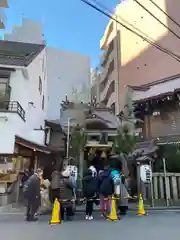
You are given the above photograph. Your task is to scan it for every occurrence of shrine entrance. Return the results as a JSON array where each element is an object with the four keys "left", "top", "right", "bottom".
[
  {"left": 84, "top": 147, "right": 112, "bottom": 172},
  {"left": 83, "top": 113, "right": 117, "bottom": 173}
]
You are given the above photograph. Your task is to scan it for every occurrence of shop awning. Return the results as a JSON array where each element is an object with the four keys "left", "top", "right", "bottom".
[{"left": 15, "top": 135, "right": 52, "bottom": 154}]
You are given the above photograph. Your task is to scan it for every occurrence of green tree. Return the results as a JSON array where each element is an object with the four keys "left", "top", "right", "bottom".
[
  {"left": 70, "top": 124, "right": 87, "bottom": 161},
  {"left": 154, "top": 144, "right": 180, "bottom": 172},
  {"left": 69, "top": 124, "right": 87, "bottom": 189},
  {"left": 112, "top": 87, "right": 139, "bottom": 175}
]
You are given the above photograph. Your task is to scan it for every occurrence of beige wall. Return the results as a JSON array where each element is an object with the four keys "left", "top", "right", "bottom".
[
  {"left": 100, "top": 0, "right": 180, "bottom": 111},
  {"left": 149, "top": 107, "right": 180, "bottom": 139}
]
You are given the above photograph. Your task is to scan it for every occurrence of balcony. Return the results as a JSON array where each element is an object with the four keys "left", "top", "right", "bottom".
[
  {"left": 0, "top": 101, "right": 26, "bottom": 121},
  {"left": 101, "top": 40, "right": 114, "bottom": 67}
]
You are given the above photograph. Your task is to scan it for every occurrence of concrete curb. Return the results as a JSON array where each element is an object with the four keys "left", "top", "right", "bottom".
[
  {"left": 75, "top": 206, "right": 180, "bottom": 212},
  {"left": 0, "top": 205, "right": 180, "bottom": 215}
]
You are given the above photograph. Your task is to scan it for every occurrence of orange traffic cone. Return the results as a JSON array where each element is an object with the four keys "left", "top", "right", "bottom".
[
  {"left": 137, "top": 193, "right": 146, "bottom": 216},
  {"left": 49, "top": 198, "right": 61, "bottom": 225},
  {"left": 107, "top": 196, "right": 118, "bottom": 221}
]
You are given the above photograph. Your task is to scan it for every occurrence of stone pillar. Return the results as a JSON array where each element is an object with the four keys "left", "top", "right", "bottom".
[
  {"left": 178, "top": 177, "right": 180, "bottom": 196},
  {"left": 165, "top": 176, "right": 170, "bottom": 201},
  {"left": 136, "top": 162, "right": 141, "bottom": 195},
  {"left": 153, "top": 176, "right": 158, "bottom": 199},
  {"left": 159, "top": 176, "right": 164, "bottom": 199},
  {"left": 79, "top": 150, "right": 84, "bottom": 189},
  {"left": 171, "top": 175, "right": 178, "bottom": 201}
]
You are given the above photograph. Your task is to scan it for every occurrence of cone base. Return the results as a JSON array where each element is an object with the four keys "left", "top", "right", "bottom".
[
  {"left": 107, "top": 218, "right": 118, "bottom": 221},
  {"left": 49, "top": 220, "right": 61, "bottom": 225},
  {"left": 106, "top": 216, "right": 120, "bottom": 221},
  {"left": 137, "top": 213, "right": 147, "bottom": 216}
]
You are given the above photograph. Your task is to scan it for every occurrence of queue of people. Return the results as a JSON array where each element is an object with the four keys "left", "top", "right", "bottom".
[
  {"left": 22, "top": 160, "right": 129, "bottom": 222},
  {"left": 22, "top": 162, "right": 76, "bottom": 222},
  {"left": 82, "top": 164, "right": 129, "bottom": 220},
  {"left": 23, "top": 168, "right": 43, "bottom": 221}
]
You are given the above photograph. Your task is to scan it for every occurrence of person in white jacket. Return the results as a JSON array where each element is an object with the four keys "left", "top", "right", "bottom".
[{"left": 89, "top": 165, "right": 97, "bottom": 178}]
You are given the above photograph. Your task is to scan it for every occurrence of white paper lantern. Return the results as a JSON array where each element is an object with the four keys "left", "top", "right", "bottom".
[{"left": 140, "top": 164, "right": 152, "bottom": 183}]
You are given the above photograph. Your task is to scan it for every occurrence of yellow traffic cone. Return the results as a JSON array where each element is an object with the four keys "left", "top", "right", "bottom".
[
  {"left": 107, "top": 196, "right": 118, "bottom": 221},
  {"left": 49, "top": 198, "right": 61, "bottom": 225},
  {"left": 137, "top": 193, "right": 146, "bottom": 216}
]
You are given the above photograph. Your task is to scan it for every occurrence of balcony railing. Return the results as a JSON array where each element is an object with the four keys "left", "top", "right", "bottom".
[{"left": 0, "top": 101, "right": 26, "bottom": 121}]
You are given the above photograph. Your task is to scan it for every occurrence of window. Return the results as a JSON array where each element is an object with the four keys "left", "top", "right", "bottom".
[
  {"left": 102, "top": 40, "right": 114, "bottom": 66},
  {"left": 108, "top": 136, "right": 115, "bottom": 142},
  {"left": 110, "top": 102, "right": 115, "bottom": 114},
  {"left": 88, "top": 135, "right": 100, "bottom": 141},
  {"left": 100, "top": 59, "right": 115, "bottom": 92},
  {"left": 103, "top": 80, "right": 115, "bottom": 105},
  {"left": 42, "top": 95, "right": 44, "bottom": 110},
  {"left": 0, "top": 78, "right": 8, "bottom": 99},
  {"left": 39, "top": 76, "right": 42, "bottom": 94}
]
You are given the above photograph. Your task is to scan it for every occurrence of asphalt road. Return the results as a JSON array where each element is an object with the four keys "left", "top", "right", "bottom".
[{"left": 0, "top": 211, "right": 179, "bottom": 240}]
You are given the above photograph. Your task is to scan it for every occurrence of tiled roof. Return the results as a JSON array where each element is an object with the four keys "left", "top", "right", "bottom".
[
  {"left": 0, "top": 40, "right": 45, "bottom": 66},
  {"left": 154, "top": 135, "right": 180, "bottom": 144},
  {"left": 59, "top": 105, "right": 118, "bottom": 129},
  {"left": 133, "top": 140, "right": 158, "bottom": 157},
  {"left": 130, "top": 75, "right": 180, "bottom": 102},
  {"left": 94, "top": 110, "right": 118, "bottom": 128}
]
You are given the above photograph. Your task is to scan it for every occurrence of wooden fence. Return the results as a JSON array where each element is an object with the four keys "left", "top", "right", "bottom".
[{"left": 142, "top": 172, "right": 180, "bottom": 204}]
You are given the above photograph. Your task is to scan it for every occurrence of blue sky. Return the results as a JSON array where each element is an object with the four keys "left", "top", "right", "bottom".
[{"left": 0, "top": 0, "right": 120, "bottom": 67}]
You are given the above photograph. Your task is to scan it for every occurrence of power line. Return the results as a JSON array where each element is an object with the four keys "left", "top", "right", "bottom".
[
  {"left": 148, "top": 0, "right": 180, "bottom": 29},
  {"left": 91, "top": 0, "right": 180, "bottom": 60},
  {"left": 133, "top": 0, "right": 180, "bottom": 41},
  {"left": 79, "top": 0, "right": 180, "bottom": 63}
]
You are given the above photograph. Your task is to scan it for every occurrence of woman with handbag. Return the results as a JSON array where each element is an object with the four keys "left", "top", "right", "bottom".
[
  {"left": 59, "top": 168, "right": 75, "bottom": 221},
  {"left": 51, "top": 167, "right": 61, "bottom": 203},
  {"left": 118, "top": 173, "right": 129, "bottom": 215}
]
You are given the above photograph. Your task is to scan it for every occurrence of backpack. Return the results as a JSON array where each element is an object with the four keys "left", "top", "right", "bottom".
[
  {"left": 100, "top": 175, "right": 114, "bottom": 197},
  {"left": 23, "top": 181, "right": 29, "bottom": 198},
  {"left": 64, "top": 177, "right": 75, "bottom": 189}
]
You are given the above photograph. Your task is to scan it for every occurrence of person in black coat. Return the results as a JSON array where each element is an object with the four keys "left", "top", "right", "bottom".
[
  {"left": 82, "top": 169, "right": 98, "bottom": 220},
  {"left": 23, "top": 168, "right": 43, "bottom": 221},
  {"left": 98, "top": 166, "right": 114, "bottom": 217}
]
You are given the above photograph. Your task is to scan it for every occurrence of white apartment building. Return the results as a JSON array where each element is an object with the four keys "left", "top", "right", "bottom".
[
  {"left": 0, "top": 40, "right": 48, "bottom": 154},
  {"left": 4, "top": 18, "right": 45, "bottom": 44},
  {"left": 46, "top": 47, "right": 91, "bottom": 120},
  {"left": 4, "top": 19, "right": 91, "bottom": 120}
]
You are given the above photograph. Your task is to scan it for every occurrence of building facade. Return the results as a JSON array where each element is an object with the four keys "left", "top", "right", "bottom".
[
  {"left": 100, "top": 0, "right": 180, "bottom": 113},
  {"left": 4, "top": 18, "right": 45, "bottom": 44},
  {"left": 0, "top": 0, "right": 8, "bottom": 29},
  {"left": 129, "top": 74, "right": 180, "bottom": 143},
  {"left": 0, "top": 40, "right": 48, "bottom": 154},
  {"left": 4, "top": 19, "right": 91, "bottom": 120},
  {"left": 91, "top": 67, "right": 101, "bottom": 103},
  {"left": 46, "top": 47, "right": 91, "bottom": 120}
]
